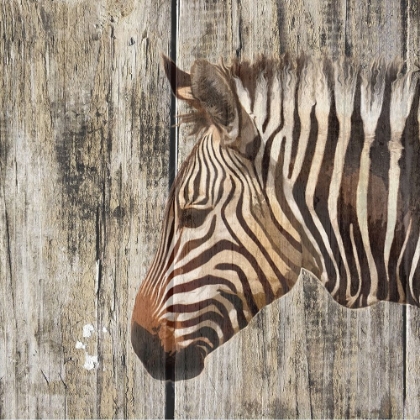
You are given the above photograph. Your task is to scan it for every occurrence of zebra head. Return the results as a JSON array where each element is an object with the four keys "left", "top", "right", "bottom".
[{"left": 131, "top": 56, "right": 304, "bottom": 380}]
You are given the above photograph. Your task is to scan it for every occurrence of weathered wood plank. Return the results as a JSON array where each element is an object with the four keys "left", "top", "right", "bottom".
[
  {"left": 233, "top": 1, "right": 281, "bottom": 60},
  {"left": 407, "top": 0, "right": 420, "bottom": 66},
  {"left": 406, "top": 306, "right": 420, "bottom": 418},
  {"left": 276, "top": 0, "right": 346, "bottom": 57},
  {"left": 345, "top": 0, "right": 404, "bottom": 62},
  {"left": 0, "top": 1, "right": 171, "bottom": 418},
  {"left": 174, "top": 0, "right": 420, "bottom": 418}
]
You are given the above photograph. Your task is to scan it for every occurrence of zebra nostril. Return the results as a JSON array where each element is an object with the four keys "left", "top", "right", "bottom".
[{"left": 131, "top": 320, "right": 206, "bottom": 381}]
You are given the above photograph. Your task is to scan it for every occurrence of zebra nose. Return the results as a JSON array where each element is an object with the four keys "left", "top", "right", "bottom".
[{"left": 131, "top": 320, "right": 206, "bottom": 381}]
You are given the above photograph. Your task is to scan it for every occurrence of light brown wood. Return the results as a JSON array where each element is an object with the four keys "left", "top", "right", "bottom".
[
  {"left": 2, "top": 0, "right": 420, "bottom": 418},
  {"left": 0, "top": 1, "right": 171, "bottom": 418}
]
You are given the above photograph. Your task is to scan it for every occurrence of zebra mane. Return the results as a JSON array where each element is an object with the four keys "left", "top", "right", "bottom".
[
  {"left": 178, "top": 54, "right": 412, "bottom": 141},
  {"left": 230, "top": 54, "right": 405, "bottom": 102}
]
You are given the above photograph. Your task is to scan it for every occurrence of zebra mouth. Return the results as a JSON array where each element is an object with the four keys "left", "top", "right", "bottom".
[{"left": 131, "top": 320, "right": 205, "bottom": 381}]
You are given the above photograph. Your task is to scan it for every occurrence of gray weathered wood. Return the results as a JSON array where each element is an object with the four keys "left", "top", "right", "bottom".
[{"left": 0, "top": 1, "right": 171, "bottom": 418}]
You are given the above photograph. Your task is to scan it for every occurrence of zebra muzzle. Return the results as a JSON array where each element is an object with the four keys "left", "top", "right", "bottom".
[{"left": 131, "top": 320, "right": 206, "bottom": 381}]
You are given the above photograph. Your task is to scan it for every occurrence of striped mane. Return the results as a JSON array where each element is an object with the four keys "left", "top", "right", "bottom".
[{"left": 170, "top": 55, "right": 407, "bottom": 138}]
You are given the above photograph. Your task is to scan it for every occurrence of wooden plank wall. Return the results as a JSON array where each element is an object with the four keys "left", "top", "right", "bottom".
[
  {"left": 0, "top": 1, "right": 171, "bottom": 418},
  {"left": 0, "top": 0, "right": 419, "bottom": 418}
]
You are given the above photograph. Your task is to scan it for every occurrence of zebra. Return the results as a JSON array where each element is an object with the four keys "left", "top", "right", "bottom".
[{"left": 132, "top": 54, "right": 420, "bottom": 381}]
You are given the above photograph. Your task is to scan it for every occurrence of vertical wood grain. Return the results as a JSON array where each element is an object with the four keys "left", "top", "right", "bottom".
[
  {"left": 406, "top": 306, "right": 420, "bottom": 418},
  {"left": 276, "top": 0, "right": 346, "bottom": 57},
  {"left": 0, "top": 1, "right": 172, "bottom": 418},
  {"left": 345, "top": 0, "right": 404, "bottom": 62},
  {"left": 407, "top": 0, "right": 420, "bottom": 66}
]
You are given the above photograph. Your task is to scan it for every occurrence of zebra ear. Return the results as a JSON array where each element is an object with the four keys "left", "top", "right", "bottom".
[
  {"left": 190, "top": 60, "right": 239, "bottom": 143},
  {"left": 163, "top": 56, "right": 251, "bottom": 151},
  {"left": 162, "top": 54, "right": 197, "bottom": 103}
]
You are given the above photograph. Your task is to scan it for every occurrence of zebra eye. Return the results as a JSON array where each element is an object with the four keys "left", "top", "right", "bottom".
[{"left": 178, "top": 207, "right": 211, "bottom": 229}]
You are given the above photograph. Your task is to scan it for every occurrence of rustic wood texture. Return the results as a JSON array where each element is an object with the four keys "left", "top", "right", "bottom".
[
  {"left": 1, "top": 0, "right": 420, "bottom": 419},
  {"left": 176, "top": 0, "right": 420, "bottom": 419},
  {"left": 0, "top": 1, "right": 171, "bottom": 418}
]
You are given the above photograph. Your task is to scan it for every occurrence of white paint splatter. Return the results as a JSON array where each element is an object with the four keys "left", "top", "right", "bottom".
[
  {"left": 75, "top": 341, "right": 85, "bottom": 350},
  {"left": 83, "top": 324, "right": 95, "bottom": 338},
  {"left": 102, "top": 327, "right": 108, "bottom": 333},
  {"left": 84, "top": 354, "right": 99, "bottom": 370}
]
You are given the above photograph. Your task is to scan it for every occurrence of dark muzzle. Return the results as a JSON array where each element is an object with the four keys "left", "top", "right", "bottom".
[{"left": 131, "top": 321, "right": 206, "bottom": 381}]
